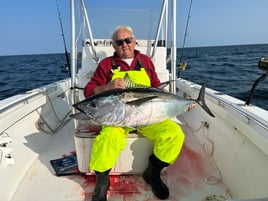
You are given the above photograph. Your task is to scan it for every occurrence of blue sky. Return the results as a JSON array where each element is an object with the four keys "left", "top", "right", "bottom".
[{"left": 1, "top": 0, "right": 268, "bottom": 56}]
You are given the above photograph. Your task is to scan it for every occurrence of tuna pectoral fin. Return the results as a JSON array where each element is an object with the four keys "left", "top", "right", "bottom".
[
  {"left": 126, "top": 96, "right": 158, "bottom": 106},
  {"left": 196, "top": 83, "right": 215, "bottom": 117}
]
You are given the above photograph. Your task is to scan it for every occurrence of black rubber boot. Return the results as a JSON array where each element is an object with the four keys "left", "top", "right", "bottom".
[
  {"left": 91, "top": 169, "right": 110, "bottom": 201},
  {"left": 143, "top": 154, "right": 170, "bottom": 199}
]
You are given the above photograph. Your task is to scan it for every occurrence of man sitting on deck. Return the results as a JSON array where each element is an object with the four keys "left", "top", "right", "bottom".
[{"left": 84, "top": 25, "right": 185, "bottom": 201}]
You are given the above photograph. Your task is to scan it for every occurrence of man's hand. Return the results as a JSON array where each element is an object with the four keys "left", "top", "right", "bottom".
[
  {"left": 108, "top": 78, "right": 126, "bottom": 90},
  {"left": 94, "top": 78, "right": 126, "bottom": 95}
]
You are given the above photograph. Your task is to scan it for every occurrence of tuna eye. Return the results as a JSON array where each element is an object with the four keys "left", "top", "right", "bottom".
[{"left": 91, "top": 101, "right": 97, "bottom": 108}]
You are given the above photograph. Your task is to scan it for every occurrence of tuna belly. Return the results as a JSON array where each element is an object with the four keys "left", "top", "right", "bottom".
[
  {"left": 93, "top": 101, "right": 125, "bottom": 126},
  {"left": 122, "top": 101, "right": 179, "bottom": 127}
]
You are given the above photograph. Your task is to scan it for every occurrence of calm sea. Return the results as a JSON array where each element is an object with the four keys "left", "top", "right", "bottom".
[{"left": 1, "top": 44, "right": 268, "bottom": 110}]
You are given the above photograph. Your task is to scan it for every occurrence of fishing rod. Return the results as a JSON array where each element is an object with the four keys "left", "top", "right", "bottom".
[
  {"left": 56, "top": 0, "right": 71, "bottom": 77},
  {"left": 178, "top": 0, "right": 193, "bottom": 78}
]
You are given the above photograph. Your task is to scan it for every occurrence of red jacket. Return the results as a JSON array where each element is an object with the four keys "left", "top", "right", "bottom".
[{"left": 84, "top": 50, "right": 161, "bottom": 98}]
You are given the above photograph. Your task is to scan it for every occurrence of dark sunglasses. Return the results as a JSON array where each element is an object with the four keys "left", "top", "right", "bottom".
[{"left": 115, "top": 37, "right": 133, "bottom": 46}]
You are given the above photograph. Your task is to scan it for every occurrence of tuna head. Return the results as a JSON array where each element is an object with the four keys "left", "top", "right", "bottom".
[{"left": 74, "top": 95, "right": 126, "bottom": 125}]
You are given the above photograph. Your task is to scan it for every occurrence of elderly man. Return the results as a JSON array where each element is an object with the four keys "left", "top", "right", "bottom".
[{"left": 84, "top": 25, "right": 185, "bottom": 201}]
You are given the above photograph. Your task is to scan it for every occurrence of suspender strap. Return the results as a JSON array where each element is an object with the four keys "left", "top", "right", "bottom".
[
  {"left": 110, "top": 56, "right": 120, "bottom": 70},
  {"left": 135, "top": 56, "right": 143, "bottom": 70}
]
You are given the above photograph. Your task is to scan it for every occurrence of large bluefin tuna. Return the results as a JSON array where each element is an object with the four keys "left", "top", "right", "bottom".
[{"left": 71, "top": 83, "right": 215, "bottom": 128}]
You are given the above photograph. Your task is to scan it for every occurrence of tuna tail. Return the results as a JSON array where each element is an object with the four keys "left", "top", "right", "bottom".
[{"left": 196, "top": 83, "right": 215, "bottom": 117}]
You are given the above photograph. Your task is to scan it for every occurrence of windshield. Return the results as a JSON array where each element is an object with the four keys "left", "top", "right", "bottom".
[{"left": 85, "top": 8, "right": 166, "bottom": 41}]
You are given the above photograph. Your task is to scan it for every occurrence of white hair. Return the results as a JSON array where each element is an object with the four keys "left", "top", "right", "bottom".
[{"left": 111, "top": 25, "right": 135, "bottom": 41}]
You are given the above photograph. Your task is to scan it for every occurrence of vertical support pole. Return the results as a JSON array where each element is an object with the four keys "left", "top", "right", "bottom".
[
  {"left": 70, "top": 0, "right": 77, "bottom": 127},
  {"left": 70, "top": 0, "right": 76, "bottom": 91},
  {"left": 171, "top": 0, "right": 177, "bottom": 94}
]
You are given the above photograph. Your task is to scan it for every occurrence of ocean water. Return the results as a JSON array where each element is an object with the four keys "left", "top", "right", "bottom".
[
  {"left": 175, "top": 44, "right": 268, "bottom": 110},
  {"left": 0, "top": 53, "right": 68, "bottom": 100},
  {"left": 0, "top": 44, "right": 268, "bottom": 110}
]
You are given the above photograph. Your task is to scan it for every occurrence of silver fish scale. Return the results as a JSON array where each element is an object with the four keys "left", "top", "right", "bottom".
[
  {"left": 72, "top": 83, "right": 215, "bottom": 126},
  {"left": 122, "top": 98, "right": 193, "bottom": 127},
  {"left": 81, "top": 91, "right": 194, "bottom": 127}
]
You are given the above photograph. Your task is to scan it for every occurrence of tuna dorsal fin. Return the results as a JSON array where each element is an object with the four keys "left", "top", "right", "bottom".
[
  {"left": 157, "top": 80, "right": 176, "bottom": 90},
  {"left": 126, "top": 96, "right": 158, "bottom": 106}
]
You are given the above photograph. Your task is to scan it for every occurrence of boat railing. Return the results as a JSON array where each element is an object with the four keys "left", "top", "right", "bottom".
[
  {"left": 245, "top": 57, "right": 268, "bottom": 105},
  {"left": 0, "top": 79, "right": 73, "bottom": 134}
]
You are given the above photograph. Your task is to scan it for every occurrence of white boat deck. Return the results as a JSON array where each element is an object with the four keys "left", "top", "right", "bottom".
[{"left": 10, "top": 119, "right": 230, "bottom": 201}]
